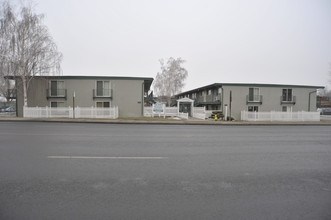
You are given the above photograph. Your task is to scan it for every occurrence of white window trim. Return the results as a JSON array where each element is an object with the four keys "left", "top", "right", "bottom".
[
  {"left": 248, "top": 87, "right": 260, "bottom": 102},
  {"left": 95, "top": 101, "right": 111, "bottom": 108},
  {"left": 49, "top": 80, "right": 66, "bottom": 97},
  {"left": 282, "top": 106, "right": 292, "bottom": 112},
  {"left": 50, "top": 101, "right": 65, "bottom": 108},
  {"left": 95, "top": 80, "right": 111, "bottom": 97},
  {"left": 248, "top": 106, "right": 259, "bottom": 112},
  {"left": 282, "top": 88, "right": 293, "bottom": 102}
]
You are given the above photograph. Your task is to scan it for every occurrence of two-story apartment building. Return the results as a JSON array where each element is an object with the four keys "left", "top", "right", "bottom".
[
  {"left": 14, "top": 76, "right": 153, "bottom": 117},
  {"left": 176, "top": 83, "right": 324, "bottom": 120}
]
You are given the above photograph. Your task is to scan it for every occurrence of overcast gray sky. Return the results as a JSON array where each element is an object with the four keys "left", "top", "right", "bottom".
[{"left": 24, "top": 0, "right": 331, "bottom": 90}]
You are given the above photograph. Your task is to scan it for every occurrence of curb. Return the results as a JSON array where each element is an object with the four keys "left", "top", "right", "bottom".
[{"left": 1, "top": 117, "right": 331, "bottom": 126}]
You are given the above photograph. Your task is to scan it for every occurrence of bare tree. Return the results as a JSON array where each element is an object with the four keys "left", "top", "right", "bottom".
[
  {"left": 0, "top": 76, "right": 14, "bottom": 101},
  {"left": 323, "top": 62, "right": 331, "bottom": 98},
  {"left": 153, "top": 57, "right": 188, "bottom": 106},
  {"left": 0, "top": 1, "right": 62, "bottom": 106}
]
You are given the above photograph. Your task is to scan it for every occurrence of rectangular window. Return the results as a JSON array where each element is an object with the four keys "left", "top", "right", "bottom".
[
  {"left": 51, "top": 102, "right": 65, "bottom": 108},
  {"left": 96, "top": 81, "right": 110, "bottom": 97},
  {"left": 50, "top": 81, "right": 65, "bottom": 96},
  {"left": 208, "top": 90, "right": 212, "bottom": 95},
  {"left": 96, "top": 102, "right": 110, "bottom": 108},
  {"left": 282, "top": 89, "right": 292, "bottom": 101},
  {"left": 248, "top": 88, "right": 260, "bottom": 102},
  {"left": 282, "top": 106, "right": 292, "bottom": 112},
  {"left": 248, "top": 106, "right": 259, "bottom": 112}
]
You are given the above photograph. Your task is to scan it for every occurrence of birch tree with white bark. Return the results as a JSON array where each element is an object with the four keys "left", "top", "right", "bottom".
[
  {"left": 153, "top": 57, "right": 188, "bottom": 106},
  {"left": 0, "top": 1, "right": 62, "bottom": 106}
]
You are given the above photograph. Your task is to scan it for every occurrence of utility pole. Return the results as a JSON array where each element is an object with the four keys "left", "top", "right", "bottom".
[
  {"left": 73, "top": 91, "right": 75, "bottom": 118},
  {"left": 229, "top": 91, "right": 232, "bottom": 120}
]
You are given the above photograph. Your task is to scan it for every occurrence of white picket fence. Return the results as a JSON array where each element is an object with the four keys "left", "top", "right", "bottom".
[
  {"left": 143, "top": 107, "right": 153, "bottom": 117},
  {"left": 178, "top": 112, "right": 189, "bottom": 120},
  {"left": 205, "top": 110, "right": 213, "bottom": 119},
  {"left": 241, "top": 111, "right": 320, "bottom": 122},
  {"left": 164, "top": 107, "right": 180, "bottom": 117},
  {"left": 75, "top": 106, "right": 119, "bottom": 119},
  {"left": 144, "top": 106, "right": 189, "bottom": 119},
  {"left": 24, "top": 107, "right": 73, "bottom": 118},
  {"left": 192, "top": 107, "right": 207, "bottom": 120},
  {"left": 24, "top": 106, "right": 119, "bottom": 119},
  {"left": 321, "top": 115, "right": 331, "bottom": 120},
  {"left": 144, "top": 106, "right": 210, "bottom": 120}
]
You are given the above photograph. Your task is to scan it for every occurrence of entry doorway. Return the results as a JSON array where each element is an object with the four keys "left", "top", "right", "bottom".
[
  {"left": 177, "top": 97, "right": 195, "bottom": 117},
  {"left": 179, "top": 103, "right": 192, "bottom": 116}
]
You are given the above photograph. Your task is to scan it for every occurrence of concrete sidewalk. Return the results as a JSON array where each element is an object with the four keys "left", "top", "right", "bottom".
[{"left": 1, "top": 116, "right": 331, "bottom": 126}]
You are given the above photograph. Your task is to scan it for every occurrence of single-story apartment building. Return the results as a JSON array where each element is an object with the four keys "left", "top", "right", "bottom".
[
  {"left": 14, "top": 75, "right": 153, "bottom": 117},
  {"left": 176, "top": 83, "right": 324, "bottom": 120}
]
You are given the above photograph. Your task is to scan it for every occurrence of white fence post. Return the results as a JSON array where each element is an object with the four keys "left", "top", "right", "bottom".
[
  {"left": 241, "top": 111, "right": 244, "bottom": 121},
  {"left": 69, "top": 106, "right": 73, "bottom": 118},
  {"left": 76, "top": 106, "right": 80, "bottom": 118},
  {"left": 241, "top": 110, "right": 245, "bottom": 121},
  {"left": 152, "top": 104, "right": 154, "bottom": 117}
]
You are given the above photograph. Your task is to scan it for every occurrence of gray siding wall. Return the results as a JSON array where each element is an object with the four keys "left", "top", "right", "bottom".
[
  {"left": 222, "top": 85, "right": 318, "bottom": 120},
  {"left": 112, "top": 79, "right": 144, "bottom": 117},
  {"left": 16, "top": 77, "right": 145, "bottom": 117},
  {"left": 17, "top": 78, "right": 49, "bottom": 117}
]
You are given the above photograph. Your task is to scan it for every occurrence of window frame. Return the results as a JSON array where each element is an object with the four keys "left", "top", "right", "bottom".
[
  {"left": 248, "top": 106, "right": 259, "bottom": 112},
  {"left": 50, "top": 101, "right": 65, "bottom": 108},
  {"left": 248, "top": 87, "right": 260, "bottom": 102},
  {"left": 95, "top": 80, "right": 111, "bottom": 97},
  {"left": 96, "top": 101, "right": 111, "bottom": 108},
  {"left": 50, "top": 80, "right": 65, "bottom": 97},
  {"left": 282, "top": 106, "right": 292, "bottom": 112},
  {"left": 282, "top": 88, "right": 293, "bottom": 102}
]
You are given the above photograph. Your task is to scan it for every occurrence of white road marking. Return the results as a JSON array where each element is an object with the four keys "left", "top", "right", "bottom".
[{"left": 47, "top": 156, "right": 166, "bottom": 159}]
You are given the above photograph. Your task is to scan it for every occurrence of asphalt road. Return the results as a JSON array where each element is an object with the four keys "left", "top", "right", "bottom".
[{"left": 0, "top": 122, "right": 330, "bottom": 220}]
